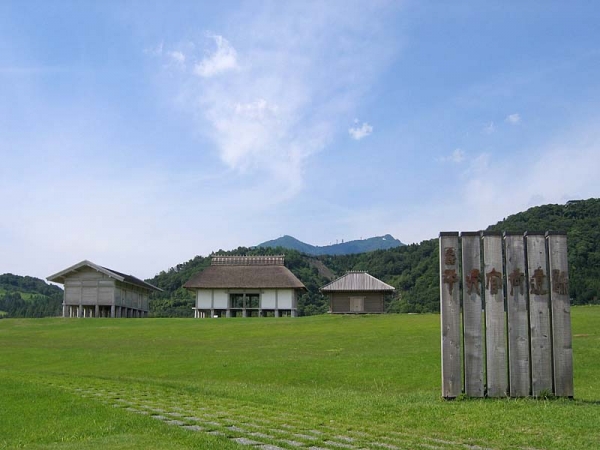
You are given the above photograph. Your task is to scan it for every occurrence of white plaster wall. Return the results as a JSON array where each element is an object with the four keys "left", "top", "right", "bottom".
[
  {"left": 197, "top": 290, "right": 212, "bottom": 309},
  {"left": 277, "top": 289, "right": 293, "bottom": 309},
  {"left": 261, "top": 290, "right": 277, "bottom": 309},
  {"left": 213, "top": 289, "right": 228, "bottom": 309}
]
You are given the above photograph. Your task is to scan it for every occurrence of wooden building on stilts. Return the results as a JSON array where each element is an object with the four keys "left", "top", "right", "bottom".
[
  {"left": 321, "top": 271, "right": 395, "bottom": 314},
  {"left": 47, "top": 260, "right": 162, "bottom": 318}
]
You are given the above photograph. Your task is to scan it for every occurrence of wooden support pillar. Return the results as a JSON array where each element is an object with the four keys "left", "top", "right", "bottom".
[
  {"left": 440, "top": 232, "right": 461, "bottom": 399},
  {"left": 95, "top": 304, "right": 100, "bottom": 318},
  {"left": 483, "top": 231, "right": 508, "bottom": 397},
  {"left": 547, "top": 232, "right": 574, "bottom": 397},
  {"left": 504, "top": 232, "right": 530, "bottom": 397},
  {"left": 526, "top": 232, "right": 553, "bottom": 396},
  {"left": 461, "top": 232, "right": 484, "bottom": 397},
  {"left": 63, "top": 304, "right": 68, "bottom": 318}
]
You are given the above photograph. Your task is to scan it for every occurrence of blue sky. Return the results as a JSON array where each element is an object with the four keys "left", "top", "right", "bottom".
[{"left": 1, "top": 1, "right": 600, "bottom": 280}]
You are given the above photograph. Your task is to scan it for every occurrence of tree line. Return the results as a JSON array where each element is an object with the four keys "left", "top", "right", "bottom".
[{"left": 2, "top": 198, "right": 599, "bottom": 317}]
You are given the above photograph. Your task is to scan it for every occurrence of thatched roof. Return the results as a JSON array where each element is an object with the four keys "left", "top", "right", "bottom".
[
  {"left": 320, "top": 271, "right": 395, "bottom": 292},
  {"left": 47, "top": 260, "right": 162, "bottom": 292},
  {"left": 183, "top": 255, "right": 305, "bottom": 289}
]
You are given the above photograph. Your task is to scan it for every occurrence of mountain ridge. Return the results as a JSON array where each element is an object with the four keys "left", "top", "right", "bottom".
[{"left": 256, "top": 234, "right": 405, "bottom": 255}]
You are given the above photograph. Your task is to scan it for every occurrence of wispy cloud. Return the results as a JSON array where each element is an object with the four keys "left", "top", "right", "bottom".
[
  {"left": 483, "top": 121, "right": 496, "bottom": 134},
  {"left": 167, "top": 50, "right": 185, "bottom": 66},
  {"left": 349, "top": 120, "right": 373, "bottom": 140},
  {"left": 193, "top": 33, "right": 239, "bottom": 78},
  {"left": 505, "top": 113, "right": 521, "bottom": 124},
  {"left": 438, "top": 148, "right": 465, "bottom": 163},
  {"left": 149, "top": 3, "right": 398, "bottom": 199}
]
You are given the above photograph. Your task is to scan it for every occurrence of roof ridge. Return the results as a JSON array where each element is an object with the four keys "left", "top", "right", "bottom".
[{"left": 211, "top": 255, "right": 286, "bottom": 266}]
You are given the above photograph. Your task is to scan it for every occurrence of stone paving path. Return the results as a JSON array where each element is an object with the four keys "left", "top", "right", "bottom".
[{"left": 47, "top": 380, "right": 520, "bottom": 450}]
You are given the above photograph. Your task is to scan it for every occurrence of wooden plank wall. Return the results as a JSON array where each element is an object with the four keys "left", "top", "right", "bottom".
[
  {"left": 547, "top": 232, "right": 574, "bottom": 398},
  {"left": 482, "top": 232, "right": 508, "bottom": 397},
  {"left": 526, "top": 232, "right": 553, "bottom": 396},
  {"left": 460, "top": 232, "right": 484, "bottom": 397},
  {"left": 504, "top": 233, "right": 530, "bottom": 397},
  {"left": 440, "top": 232, "right": 461, "bottom": 399},
  {"left": 440, "top": 230, "right": 573, "bottom": 398}
]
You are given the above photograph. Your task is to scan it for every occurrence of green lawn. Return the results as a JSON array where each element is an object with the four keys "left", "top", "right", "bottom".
[{"left": 1, "top": 308, "right": 599, "bottom": 449}]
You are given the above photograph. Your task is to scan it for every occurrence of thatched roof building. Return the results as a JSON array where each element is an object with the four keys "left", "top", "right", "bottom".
[
  {"left": 184, "top": 256, "right": 305, "bottom": 318},
  {"left": 183, "top": 256, "right": 305, "bottom": 290}
]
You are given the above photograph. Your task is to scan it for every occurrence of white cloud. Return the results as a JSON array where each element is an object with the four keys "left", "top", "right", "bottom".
[
  {"left": 483, "top": 121, "right": 496, "bottom": 134},
  {"left": 167, "top": 50, "right": 185, "bottom": 65},
  {"left": 349, "top": 122, "right": 373, "bottom": 140},
  {"left": 506, "top": 113, "right": 521, "bottom": 124},
  {"left": 151, "top": 3, "right": 398, "bottom": 200},
  {"left": 193, "top": 34, "right": 238, "bottom": 78},
  {"left": 234, "top": 99, "right": 278, "bottom": 120},
  {"left": 438, "top": 148, "right": 465, "bottom": 163}
]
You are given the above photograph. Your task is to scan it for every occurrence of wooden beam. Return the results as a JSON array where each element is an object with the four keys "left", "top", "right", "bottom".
[
  {"left": 547, "top": 232, "right": 574, "bottom": 397},
  {"left": 482, "top": 231, "right": 508, "bottom": 397},
  {"left": 440, "top": 232, "right": 461, "bottom": 399},
  {"left": 504, "top": 233, "right": 530, "bottom": 397},
  {"left": 526, "top": 232, "right": 553, "bottom": 397},
  {"left": 461, "top": 232, "right": 484, "bottom": 397}
]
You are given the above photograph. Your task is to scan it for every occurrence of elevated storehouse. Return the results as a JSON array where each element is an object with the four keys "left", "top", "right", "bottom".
[
  {"left": 184, "top": 255, "right": 305, "bottom": 318},
  {"left": 47, "top": 260, "right": 162, "bottom": 318},
  {"left": 321, "top": 271, "right": 395, "bottom": 314}
]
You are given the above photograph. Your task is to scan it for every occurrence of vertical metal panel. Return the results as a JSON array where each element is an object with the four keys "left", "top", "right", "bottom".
[
  {"left": 440, "top": 232, "right": 461, "bottom": 398},
  {"left": 526, "top": 233, "right": 553, "bottom": 396},
  {"left": 461, "top": 232, "right": 484, "bottom": 397},
  {"left": 547, "top": 232, "right": 574, "bottom": 397},
  {"left": 504, "top": 233, "right": 530, "bottom": 397},
  {"left": 482, "top": 231, "right": 508, "bottom": 397}
]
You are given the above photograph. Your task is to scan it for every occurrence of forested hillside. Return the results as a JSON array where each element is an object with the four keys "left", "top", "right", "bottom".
[
  {"left": 148, "top": 198, "right": 600, "bottom": 316},
  {"left": 3, "top": 198, "right": 599, "bottom": 318},
  {"left": 487, "top": 199, "right": 600, "bottom": 304},
  {"left": 146, "top": 247, "right": 333, "bottom": 317},
  {"left": 0, "top": 274, "right": 63, "bottom": 318}
]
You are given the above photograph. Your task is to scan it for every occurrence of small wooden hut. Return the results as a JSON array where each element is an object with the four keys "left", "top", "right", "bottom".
[
  {"left": 47, "top": 260, "right": 162, "bottom": 318},
  {"left": 184, "top": 255, "right": 305, "bottom": 318},
  {"left": 321, "top": 271, "right": 395, "bottom": 314}
]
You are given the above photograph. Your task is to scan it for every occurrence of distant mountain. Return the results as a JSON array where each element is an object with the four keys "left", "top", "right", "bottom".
[{"left": 256, "top": 234, "right": 405, "bottom": 255}]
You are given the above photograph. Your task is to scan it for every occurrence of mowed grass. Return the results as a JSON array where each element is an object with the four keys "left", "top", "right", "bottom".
[{"left": 1, "top": 308, "right": 599, "bottom": 449}]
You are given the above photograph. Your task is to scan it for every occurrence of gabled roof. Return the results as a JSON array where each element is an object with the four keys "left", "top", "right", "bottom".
[
  {"left": 320, "top": 271, "right": 395, "bottom": 292},
  {"left": 183, "top": 255, "right": 305, "bottom": 290},
  {"left": 47, "top": 260, "right": 162, "bottom": 292}
]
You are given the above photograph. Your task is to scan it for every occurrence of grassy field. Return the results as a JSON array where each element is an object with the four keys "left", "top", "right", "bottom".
[{"left": 1, "top": 307, "right": 599, "bottom": 449}]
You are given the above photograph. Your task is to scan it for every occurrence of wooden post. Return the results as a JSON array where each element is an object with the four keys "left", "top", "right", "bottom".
[
  {"left": 504, "top": 233, "right": 530, "bottom": 397},
  {"left": 461, "top": 232, "right": 484, "bottom": 397},
  {"left": 482, "top": 231, "right": 508, "bottom": 397},
  {"left": 547, "top": 232, "right": 574, "bottom": 397},
  {"left": 526, "top": 232, "right": 553, "bottom": 396},
  {"left": 440, "top": 232, "right": 461, "bottom": 399}
]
